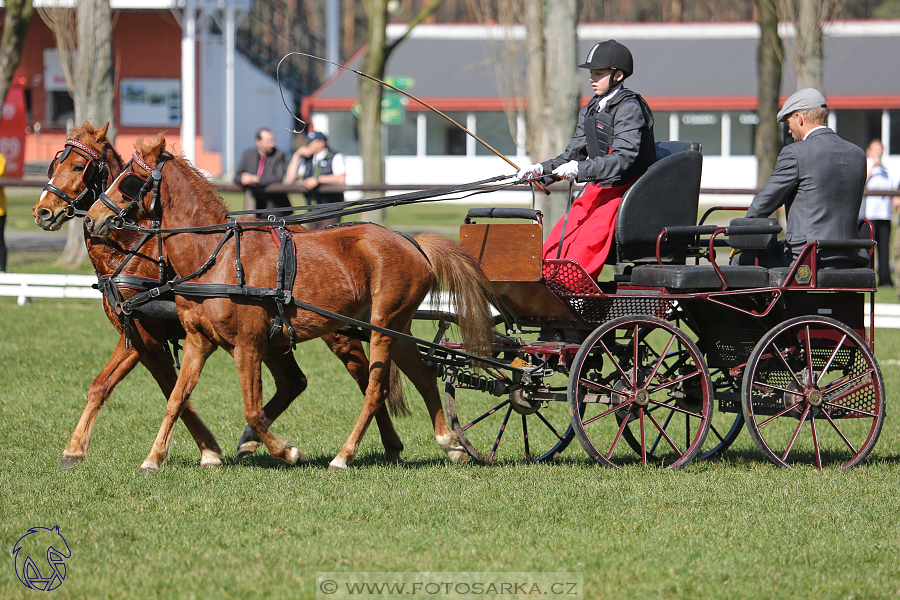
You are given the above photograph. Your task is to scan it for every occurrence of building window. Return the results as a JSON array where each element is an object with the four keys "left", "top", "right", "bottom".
[
  {"left": 320, "top": 111, "right": 358, "bottom": 155},
  {"left": 474, "top": 112, "right": 517, "bottom": 156},
  {"left": 384, "top": 117, "right": 417, "bottom": 156},
  {"left": 890, "top": 111, "right": 900, "bottom": 155},
  {"left": 426, "top": 111, "right": 467, "bottom": 155},
  {"left": 680, "top": 112, "right": 721, "bottom": 155},
  {"left": 47, "top": 91, "right": 74, "bottom": 128},
  {"left": 835, "top": 110, "right": 882, "bottom": 150},
  {"left": 730, "top": 112, "right": 757, "bottom": 156}
]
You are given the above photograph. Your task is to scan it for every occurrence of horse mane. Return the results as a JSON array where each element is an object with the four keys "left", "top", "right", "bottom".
[{"left": 133, "top": 135, "right": 229, "bottom": 221}]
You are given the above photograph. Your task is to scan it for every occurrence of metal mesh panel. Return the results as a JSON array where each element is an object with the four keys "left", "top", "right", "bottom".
[
  {"left": 751, "top": 345, "right": 877, "bottom": 418},
  {"left": 542, "top": 260, "right": 674, "bottom": 324},
  {"left": 706, "top": 327, "right": 764, "bottom": 368}
]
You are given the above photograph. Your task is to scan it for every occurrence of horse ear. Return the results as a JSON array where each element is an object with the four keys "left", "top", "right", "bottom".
[
  {"left": 94, "top": 122, "right": 110, "bottom": 141},
  {"left": 81, "top": 120, "right": 93, "bottom": 133},
  {"left": 149, "top": 132, "right": 166, "bottom": 159}
]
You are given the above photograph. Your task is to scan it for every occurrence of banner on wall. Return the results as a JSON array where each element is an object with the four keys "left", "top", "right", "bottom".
[
  {"left": 0, "top": 80, "right": 28, "bottom": 178},
  {"left": 120, "top": 78, "right": 181, "bottom": 127}
]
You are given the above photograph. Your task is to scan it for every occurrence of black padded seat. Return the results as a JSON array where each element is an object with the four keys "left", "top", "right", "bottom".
[
  {"left": 631, "top": 264, "right": 769, "bottom": 290},
  {"left": 768, "top": 267, "right": 876, "bottom": 288}
]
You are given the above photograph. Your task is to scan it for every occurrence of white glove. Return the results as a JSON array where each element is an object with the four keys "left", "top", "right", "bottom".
[
  {"left": 517, "top": 163, "right": 543, "bottom": 181},
  {"left": 552, "top": 160, "right": 580, "bottom": 181}
]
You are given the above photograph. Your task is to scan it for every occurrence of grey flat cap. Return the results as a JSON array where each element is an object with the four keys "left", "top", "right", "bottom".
[{"left": 777, "top": 88, "right": 827, "bottom": 122}]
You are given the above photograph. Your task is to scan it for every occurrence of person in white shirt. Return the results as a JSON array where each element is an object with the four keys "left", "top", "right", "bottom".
[
  {"left": 863, "top": 139, "right": 895, "bottom": 286},
  {"left": 285, "top": 131, "right": 346, "bottom": 231}
]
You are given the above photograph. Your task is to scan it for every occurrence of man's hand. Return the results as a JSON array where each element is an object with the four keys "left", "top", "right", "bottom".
[
  {"left": 240, "top": 172, "right": 260, "bottom": 186},
  {"left": 295, "top": 146, "right": 314, "bottom": 159},
  {"left": 552, "top": 160, "right": 579, "bottom": 181},
  {"left": 517, "top": 164, "right": 543, "bottom": 181},
  {"left": 303, "top": 176, "right": 319, "bottom": 190}
]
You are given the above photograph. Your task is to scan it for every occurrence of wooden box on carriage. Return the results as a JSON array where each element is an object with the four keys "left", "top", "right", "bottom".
[{"left": 460, "top": 222, "right": 574, "bottom": 319}]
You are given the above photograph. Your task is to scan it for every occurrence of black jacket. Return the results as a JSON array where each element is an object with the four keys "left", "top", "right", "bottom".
[
  {"left": 541, "top": 87, "right": 656, "bottom": 187},
  {"left": 234, "top": 147, "right": 290, "bottom": 209}
]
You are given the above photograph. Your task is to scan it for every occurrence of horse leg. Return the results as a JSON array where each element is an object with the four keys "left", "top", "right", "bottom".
[
  {"left": 235, "top": 351, "right": 308, "bottom": 462},
  {"left": 233, "top": 345, "right": 305, "bottom": 466},
  {"left": 139, "top": 333, "right": 217, "bottom": 473},
  {"left": 391, "top": 334, "right": 468, "bottom": 465},
  {"left": 61, "top": 336, "right": 142, "bottom": 468},
  {"left": 329, "top": 332, "right": 394, "bottom": 470},
  {"left": 138, "top": 344, "right": 223, "bottom": 468},
  {"left": 323, "top": 332, "right": 405, "bottom": 463}
]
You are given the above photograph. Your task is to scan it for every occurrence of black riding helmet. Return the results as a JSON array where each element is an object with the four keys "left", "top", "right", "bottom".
[{"left": 578, "top": 39, "right": 634, "bottom": 79}]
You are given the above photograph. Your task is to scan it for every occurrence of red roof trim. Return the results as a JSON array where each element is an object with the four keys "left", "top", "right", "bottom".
[{"left": 306, "top": 95, "right": 900, "bottom": 114}]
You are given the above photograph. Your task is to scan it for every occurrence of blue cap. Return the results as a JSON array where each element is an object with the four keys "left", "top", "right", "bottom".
[{"left": 306, "top": 131, "right": 327, "bottom": 142}]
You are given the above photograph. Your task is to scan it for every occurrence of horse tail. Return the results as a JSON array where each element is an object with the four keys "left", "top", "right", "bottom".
[
  {"left": 385, "top": 362, "right": 409, "bottom": 417},
  {"left": 414, "top": 233, "right": 495, "bottom": 358}
]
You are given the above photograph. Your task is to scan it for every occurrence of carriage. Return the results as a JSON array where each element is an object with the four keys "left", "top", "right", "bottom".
[
  {"left": 429, "top": 140, "right": 883, "bottom": 470},
  {"left": 39, "top": 127, "right": 883, "bottom": 472}
]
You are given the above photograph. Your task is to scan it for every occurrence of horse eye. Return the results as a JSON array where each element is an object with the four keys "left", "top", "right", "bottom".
[{"left": 73, "top": 164, "right": 84, "bottom": 172}]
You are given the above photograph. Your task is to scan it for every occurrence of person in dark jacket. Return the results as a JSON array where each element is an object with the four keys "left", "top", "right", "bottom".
[
  {"left": 285, "top": 131, "right": 346, "bottom": 230},
  {"left": 737, "top": 88, "right": 868, "bottom": 268},
  {"left": 519, "top": 40, "right": 655, "bottom": 278},
  {"left": 234, "top": 127, "right": 291, "bottom": 213}
]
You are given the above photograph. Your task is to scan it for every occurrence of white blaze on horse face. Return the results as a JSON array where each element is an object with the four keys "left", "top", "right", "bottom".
[
  {"left": 39, "top": 176, "right": 55, "bottom": 201},
  {"left": 104, "top": 171, "right": 129, "bottom": 209}
]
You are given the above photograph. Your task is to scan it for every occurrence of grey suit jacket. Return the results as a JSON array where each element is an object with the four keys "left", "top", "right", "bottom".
[{"left": 747, "top": 127, "right": 867, "bottom": 265}]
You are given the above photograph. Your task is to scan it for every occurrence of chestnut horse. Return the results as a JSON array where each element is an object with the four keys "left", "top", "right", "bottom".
[
  {"left": 34, "top": 123, "right": 405, "bottom": 469},
  {"left": 85, "top": 134, "right": 495, "bottom": 471}
]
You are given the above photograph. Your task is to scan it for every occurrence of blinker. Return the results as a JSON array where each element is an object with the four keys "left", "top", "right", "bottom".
[{"left": 118, "top": 172, "right": 148, "bottom": 201}]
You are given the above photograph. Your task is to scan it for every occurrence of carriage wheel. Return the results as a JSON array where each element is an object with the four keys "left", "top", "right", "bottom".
[
  {"left": 445, "top": 356, "right": 578, "bottom": 464},
  {"left": 568, "top": 316, "right": 711, "bottom": 468},
  {"left": 741, "top": 316, "right": 884, "bottom": 470}
]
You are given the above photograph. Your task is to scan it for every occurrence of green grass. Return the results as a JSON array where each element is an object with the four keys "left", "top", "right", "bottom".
[{"left": 0, "top": 298, "right": 899, "bottom": 599}]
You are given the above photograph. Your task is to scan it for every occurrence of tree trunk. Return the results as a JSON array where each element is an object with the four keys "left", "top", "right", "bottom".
[
  {"left": 357, "top": 0, "right": 444, "bottom": 222},
  {"left": 0, "top": 0, "right": 34, "bottom": 107},
  {"left": 55, "top": 0, "right": 116, "bottom": 269},
  {"left": 524, "top": 0, "right": 578, "bottom": 239},
  {"left": 793, "top": 0, "right": 824, "bottom": 90},
  {"left": 755, "top": 0, "right": 784, "bottom": 187}
]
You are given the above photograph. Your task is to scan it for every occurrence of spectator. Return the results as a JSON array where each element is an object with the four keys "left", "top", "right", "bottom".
[
  {"left": 285, "top": 131, "right": 346, "bottom": 231},
  {"left": 863, "top": 139, "right": 894, "bottom": 287},
  {"left": 234, "top": 128, "right": 291, "bottom": 214}
]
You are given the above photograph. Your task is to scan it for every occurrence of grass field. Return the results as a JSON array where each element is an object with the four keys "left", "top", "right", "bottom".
[{"left": 0, "top": 296, "right": 899, "bottom": 600}]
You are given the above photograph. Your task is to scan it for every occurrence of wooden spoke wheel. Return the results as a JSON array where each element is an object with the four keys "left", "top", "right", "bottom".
[
  {"left": 445, "top": 356, "right": 578, "bottom": 464},
  {"left": 741, "top": 316, "right": 884, "bottom": 470},
  {"left": 568, "top": 316, "right": 712, "bottom": 468}
]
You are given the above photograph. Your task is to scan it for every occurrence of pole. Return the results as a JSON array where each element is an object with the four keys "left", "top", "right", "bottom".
[
  {"left": 181, "top": 0, "right": 197, "bottom": 164},
  {"left": 225, "top": 4, "right": 236, "bottom": 177}
]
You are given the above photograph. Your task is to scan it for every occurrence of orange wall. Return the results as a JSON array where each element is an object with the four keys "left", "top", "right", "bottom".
[{"left": 12, "top": 11, "right": 220, "bottom": 174}]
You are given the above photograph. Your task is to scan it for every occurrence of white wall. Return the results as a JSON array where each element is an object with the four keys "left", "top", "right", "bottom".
[{"left": 200, "top": 37, "right": 296, "bottom": 176}]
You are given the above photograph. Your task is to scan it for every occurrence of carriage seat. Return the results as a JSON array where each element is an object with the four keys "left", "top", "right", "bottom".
[
  {"left": 767, "top": 267, "right": 875, "bottom": 288},
  {"left": 629, "top": 264, "right": 769, "bottom": 290},
  {"left": 607, "top": 141, "right": 703, "bottom": 266}
]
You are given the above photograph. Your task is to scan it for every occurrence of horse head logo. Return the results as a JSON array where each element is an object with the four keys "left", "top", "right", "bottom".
[{"left": 11, "top": 525, "right": 71, "bottom": 591}]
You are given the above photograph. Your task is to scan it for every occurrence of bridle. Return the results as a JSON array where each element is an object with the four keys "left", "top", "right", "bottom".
[
  {"left": 97, "top": 151, "right": 172, "bottom": 229},
  {"left": 42, "top": 135, "right": 108, "bottom": 218}
]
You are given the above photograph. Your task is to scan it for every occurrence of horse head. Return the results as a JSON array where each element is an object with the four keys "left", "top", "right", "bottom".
[
  {"left": 33, "top": 121, "right": 117, "bottom": 231},
  {"left": 84, "top": 133, "right": 168, "bottom": 237}
]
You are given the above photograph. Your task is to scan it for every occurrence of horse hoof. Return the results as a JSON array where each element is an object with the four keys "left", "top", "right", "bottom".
[
  {"left": 384, "top": 454, "right": 405, "bottom": 465},
  {"left": 328, "top": 457, "right": 348, "bottom": 471},
  {"left": 138, "top": 462, "right": 160, "bottom": 474},
  {"left": 60, "top": 455, "right": 83, "bottom": 469},
  {"left": 284, "top": 445, "right": 307, "bottom": 466},
  {"left": 235, "top": 441, "right": 262, "bottom": 462},
  {"left": 200, "top": 450, "right": 223, "bottom": 469},
  {"left": 445, "top": 445, "right": 469, "bottom": 465}
]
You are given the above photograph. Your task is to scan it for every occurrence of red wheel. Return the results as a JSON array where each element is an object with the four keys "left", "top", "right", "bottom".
[
  {"left": 568, "top": 316, "right": 712, "bottom": 468},
  {"left": 741, "top": 316, "right": 885, "bottom": 469}
]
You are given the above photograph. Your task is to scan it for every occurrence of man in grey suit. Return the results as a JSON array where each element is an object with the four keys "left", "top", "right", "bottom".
[{"left": 738, "top": 88, "right": 867, "bottom": 268}]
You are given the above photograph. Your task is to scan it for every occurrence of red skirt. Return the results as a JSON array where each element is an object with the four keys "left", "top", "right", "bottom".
[{"left": 542, "top": 180, "right": 632, "bottom": 279}]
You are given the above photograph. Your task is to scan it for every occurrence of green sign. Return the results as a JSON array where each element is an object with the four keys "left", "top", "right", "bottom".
[
  {"left": 385, "top": 77, "right": 415, "bottom": 90},
  {"left": 380, "top": 95, "right": 405, "bottom": 124}
]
